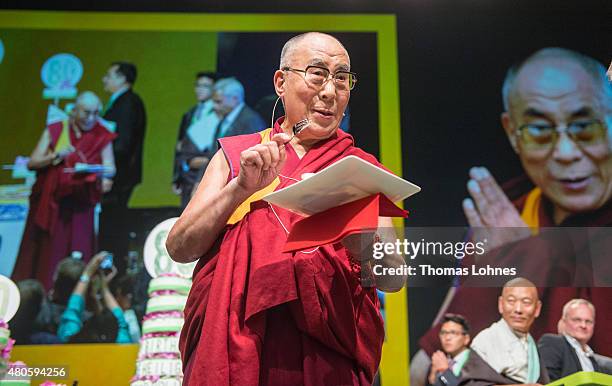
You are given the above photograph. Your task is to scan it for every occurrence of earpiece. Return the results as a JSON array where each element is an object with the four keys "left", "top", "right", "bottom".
[{"left": 271, "top": 96, "right": 282, "bottom": 128}]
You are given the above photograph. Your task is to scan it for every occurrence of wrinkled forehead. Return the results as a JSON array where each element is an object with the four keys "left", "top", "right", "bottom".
[
  {"left": 511, "top": 59, "right": 599, "bottom": 112},
  {"left": 76, "top": 99, "right": 100, "bottom": 112},
  {"left": 502, "top": 286, "right": 538, "bottom": 301},
  {"left": 289, "top": 35, "right": 351, "bottom": 70}
]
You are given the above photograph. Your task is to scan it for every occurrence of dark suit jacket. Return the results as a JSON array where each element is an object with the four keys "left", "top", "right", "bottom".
[
  {"left": 172, "top": 102, "right": 267, "bottom": 187},
  {"left": 191, "top": 104, "right": 265, "bottom": 184},
  {"left": 173, "top": 104, "right": 199, "bottom": 186},
  {"left": 538, "top": 333, "right": 600, "bottom": 381},
  {"left": 223, "top": 104, "right": 266, "bottom": 139},
  {"left": 427, "top": 366, "right": 461, "bottom": 386},
  {"left": 103, "top": 88, "right": 146, "bottom": 191}
]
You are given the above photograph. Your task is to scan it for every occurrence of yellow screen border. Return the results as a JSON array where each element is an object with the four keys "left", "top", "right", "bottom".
[{"left": 0, "top": 10, "right": 409, "bottom": 385}]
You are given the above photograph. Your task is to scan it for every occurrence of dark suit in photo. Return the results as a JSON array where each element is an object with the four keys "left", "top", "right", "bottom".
[
  {"left": 221, "top": 104, "right": 266, "bottom": 138},
  {"left": 538, "top": 334, "right": 600, "bottom": 381},
  {"left": 99, "top": 88, "right": 146, "bottom": 271},
  {"left": 192, "top": 104, "right": 265, "bottom": 187}
]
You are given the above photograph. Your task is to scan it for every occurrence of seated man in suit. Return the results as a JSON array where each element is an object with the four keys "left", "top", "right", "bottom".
[
  {"left": 466, "top": 278, "right": 549, "bottom": 385},
  {"left": 538, "top": 299, "right": 609, "bottom": 380},
  {"left": 427, "top": 314, "right": 472, "bottom": 386}
]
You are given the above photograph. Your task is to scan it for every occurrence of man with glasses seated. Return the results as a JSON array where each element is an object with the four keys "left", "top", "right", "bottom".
[
  {"left": 167, "top": 32, "right": 406, "bottom": 386},
  {"left": 539, "top": 299, "right": 611, "bottom": 380},
  {"left": 426, "top": 314, "right": 472, "bottom": 386},
  {"left": 414, "top": 48, "right": 612, "bottom": 382}
]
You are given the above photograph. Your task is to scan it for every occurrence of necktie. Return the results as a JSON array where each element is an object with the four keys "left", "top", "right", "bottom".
[{"left": 448, "top": 359, "right": 456, "bottom": 373}]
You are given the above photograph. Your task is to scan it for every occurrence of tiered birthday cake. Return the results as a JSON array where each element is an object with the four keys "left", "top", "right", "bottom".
[
  {"left": 131, "top": 274, "right": 191, "bottom": 386},
  {"left": 0, "top": 320, "right": 30, "bottom": 386}
]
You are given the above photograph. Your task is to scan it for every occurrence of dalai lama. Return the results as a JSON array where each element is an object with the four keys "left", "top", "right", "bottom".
[
  {"left": 412, "top": 48, "right": 612, "bottom": 382},
  {"left": 167, "top": 32, "right": 407, "bottom": 386}
]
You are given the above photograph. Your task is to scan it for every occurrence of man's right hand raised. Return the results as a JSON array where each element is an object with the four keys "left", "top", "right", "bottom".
[
  {"left": 237, "top": 132, "right": 290, "bottom": 193},
  {"left": 462, "top": 166, "right": 532, "bottom": 250}
]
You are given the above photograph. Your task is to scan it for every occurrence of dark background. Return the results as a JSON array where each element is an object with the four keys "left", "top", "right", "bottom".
[{"left": 3, "top": 0, "right": 611, "bottom": 356}]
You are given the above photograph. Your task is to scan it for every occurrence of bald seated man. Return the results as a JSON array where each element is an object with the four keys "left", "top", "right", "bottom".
[
  {"left": 463, "top": 278, "right": 549, "bottom": 385},
  {"left": 168, "top": 32, "right": 406, "bottom": 386}
]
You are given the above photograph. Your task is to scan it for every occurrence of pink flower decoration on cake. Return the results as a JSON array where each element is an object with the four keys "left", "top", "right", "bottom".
[
  {"left": 141, "top": 332, "right": 179, "bottom": 339},
  {"left": 1, "top": 339, "right": 14, "bottom": 359},
  {"left": 142, "top": 311, "right": 183, "bottom": 320},
  {"left": 149, "top": 290, "right": 183, "bottom": 297}
]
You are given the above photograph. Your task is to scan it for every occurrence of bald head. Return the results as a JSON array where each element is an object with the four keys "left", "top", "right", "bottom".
[
  {"left": 279, "top": 32, "right": 350, "bottom": 69},
  {"left": 498, "top": 277, "right": 541, "bottom": 334},
  {"left": 72, "top": 91, "right": 101, "bottom": 131},
  {"left": 76, "top": 91, "right": 102, "bottom": 110},
  {"left": 502, "top": 277, "right": 537, "bottom": 291},
  {"left": 502, "top": 48, "right": 612, "bottom": 115}
]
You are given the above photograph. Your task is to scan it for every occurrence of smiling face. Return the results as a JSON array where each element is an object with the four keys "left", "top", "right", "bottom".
[
  {"left": 503, "top": 58, "right": 612, "bottom": 223},
  {"left": 72, "top": 92, "right": 101, "bottom": 131},
  {"left": 563, "top": 303, "right": 595, "bottom": 346},
  {"left": 274, "top": 33, "right": 351, "bottom": 142},
  {"left": 498, "top": 285, "right": 541, "bottom": 334}
]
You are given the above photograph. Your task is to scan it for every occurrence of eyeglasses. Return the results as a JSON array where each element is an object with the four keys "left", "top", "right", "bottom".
[
  {"left": 439, "top": 330, "right": 466, "bottom": 337},
  {"left": 515, "top": 119, "right": 608, "bottom": 152},
  {"left": 283, "top": 65, "right": 357, "bottom": 91}
]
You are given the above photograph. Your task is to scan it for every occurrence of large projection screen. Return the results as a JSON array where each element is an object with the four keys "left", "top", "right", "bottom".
[{"left": 0, "top": 10, "right": 408, "bottom": 384}]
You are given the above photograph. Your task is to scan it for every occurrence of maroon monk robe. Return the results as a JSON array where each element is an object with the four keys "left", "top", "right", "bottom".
[
  {"left": 180, "top": 120, "right": 386, "bottom": 386},
  {"left": 419, "top": 176, "right": 612, "bottom": 358},
  {"left": 12, "top": 120, "right": 116, "bottom": 289}
]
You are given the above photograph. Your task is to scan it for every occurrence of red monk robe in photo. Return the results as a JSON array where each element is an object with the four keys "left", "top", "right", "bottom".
[
  {"left": 12, "top": 120, "right": 116, "bottom": 289},
  {"left": 179, "top": 121, "right": 389, "bottom": 386},
  {"left": 419, "top": 175, "right": 612, "bottom": 358}
]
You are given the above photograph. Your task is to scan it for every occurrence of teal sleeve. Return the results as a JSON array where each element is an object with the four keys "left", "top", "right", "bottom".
[
  {"left": 111, "top": 307, "right": 132, "bottom": 344},
  {"left": 57, "top": 294, "right": 85, "bottom": 343}
]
